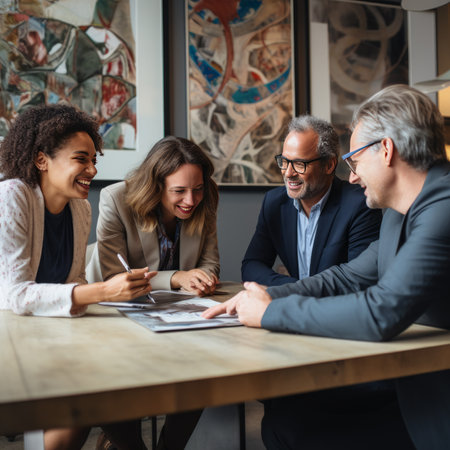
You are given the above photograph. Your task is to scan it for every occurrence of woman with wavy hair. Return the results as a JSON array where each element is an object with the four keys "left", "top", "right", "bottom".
[
  {"left": 87, "top": 135, "right": 220, "bottom": 295},
  {"left": 0, "top": 104, "right": 154, "bottom": 449},
  {"left": 87, "top": 135, "right": 220, "bottom": 449}
]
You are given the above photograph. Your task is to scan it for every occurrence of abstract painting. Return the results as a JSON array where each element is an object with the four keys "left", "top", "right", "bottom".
[
  {"left": 310, "top": 0, "right": 408, "bottom": 139},
  {"left": 187, "top": 0, "right": 294, "bottom": 185},
  {"left": 0, "top": 0, "right": 136, "bottom": 150}
]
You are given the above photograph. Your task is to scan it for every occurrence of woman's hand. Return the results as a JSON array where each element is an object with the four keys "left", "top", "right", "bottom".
[
  {"left": 103, "top": 268, "right": 157, "bottom": 301},
  {"left": 72, "top": 268, "right": 157, "bottom": 308},
  {"left": 171, "top": 269, "right": 218, "bottom": 296}
]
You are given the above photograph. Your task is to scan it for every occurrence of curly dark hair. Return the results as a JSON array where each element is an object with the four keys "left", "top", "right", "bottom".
[{"left": 0, "top": 104, "right": 103, "bottom": 186}]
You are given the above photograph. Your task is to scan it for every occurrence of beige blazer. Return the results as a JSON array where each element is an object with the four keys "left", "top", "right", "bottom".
[
  {"left": 86, "top": 181, "right": 220, "bottom": 290},
  {"left": 0, "top": 179, "right": 90, "bottom": 317}
]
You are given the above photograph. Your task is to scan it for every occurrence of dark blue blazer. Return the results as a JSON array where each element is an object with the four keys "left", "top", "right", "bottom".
[{"left": 241, "top": 177, "right": 382, "bottom": 286}]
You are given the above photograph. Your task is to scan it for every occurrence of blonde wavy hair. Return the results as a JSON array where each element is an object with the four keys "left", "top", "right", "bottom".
[{"left": 125, "top": 136, "right": 218, "bottom": 235}]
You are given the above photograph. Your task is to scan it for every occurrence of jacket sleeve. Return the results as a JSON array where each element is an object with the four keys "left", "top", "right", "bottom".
[
  {"left": 0, "top": 181, "right": 82, "bottom": 317},
  {"left": 267, "top": 239, "right": 379, "bottom": 301},
  {"left": 241, "top": 193, "right": 298, "bottom": 286},
  {"left": 263, "top": 195, "right": 450, "bottom": 341}
]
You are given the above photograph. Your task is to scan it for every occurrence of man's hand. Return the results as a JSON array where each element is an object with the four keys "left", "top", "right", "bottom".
[
  {"left": 201, "top": 291, "right": 242, "bottom": 317},
  {"left": 73, "top": 268, "right": 158, "bottom": 309},
  {"left": 202, "top": 281, "right": 272, "bottom": 328}
]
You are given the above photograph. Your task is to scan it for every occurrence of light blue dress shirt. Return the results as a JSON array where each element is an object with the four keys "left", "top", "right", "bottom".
[{"left": 294, "top": 186, "right": 332, "bottom": 279}]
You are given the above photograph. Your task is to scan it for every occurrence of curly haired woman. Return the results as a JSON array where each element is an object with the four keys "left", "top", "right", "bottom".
[{"left": 0, "top": 104, "right": 155, "bottom": 449}]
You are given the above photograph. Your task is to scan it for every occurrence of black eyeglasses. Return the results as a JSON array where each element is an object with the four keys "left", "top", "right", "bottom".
[
  {"left": 341, "top": 140, "right": 381, "bottom": 174},
  {"left": 274, "top": 154, "right": 323, "bottom": 174}
]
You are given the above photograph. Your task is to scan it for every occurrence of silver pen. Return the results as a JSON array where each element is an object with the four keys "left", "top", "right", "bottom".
[{"left": 117, "top": 253, "right": 156, "bottom": 303}]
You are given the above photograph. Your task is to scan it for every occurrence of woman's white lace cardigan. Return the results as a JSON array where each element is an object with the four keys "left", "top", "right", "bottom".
[{"left": 0, "top": 179, "right": 90, "bottom": 317}]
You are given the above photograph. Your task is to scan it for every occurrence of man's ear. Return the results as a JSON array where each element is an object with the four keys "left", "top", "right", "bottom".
[
  {"left": 34, "top": 152, "right": 48, "bottom": 171},
  {"left": 324, "top": 157, "right": 337, "bottom": 175},
  {"left": 381, "top": 138, "right": 395, "bottom": 167}
]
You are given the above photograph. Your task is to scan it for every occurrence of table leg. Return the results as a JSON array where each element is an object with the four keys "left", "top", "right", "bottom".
[
  {"left": 238, "top": 403, "right": 246, "bottom": 450},
  {"left": 152, "top": 417, "right": 158, "bottom": 450}
]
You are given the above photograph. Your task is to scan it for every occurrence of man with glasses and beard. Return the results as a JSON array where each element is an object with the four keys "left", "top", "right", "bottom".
[{"left": 241, "top": 115, "right": 382, "bottom": 286}]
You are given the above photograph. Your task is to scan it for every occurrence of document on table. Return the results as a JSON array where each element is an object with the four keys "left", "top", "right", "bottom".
[
  {"left": 118, "top": 297, "right": 241, "bottom": 332},
  {"left": 99, "top": 289, "right": 197, "bottom": 308}
]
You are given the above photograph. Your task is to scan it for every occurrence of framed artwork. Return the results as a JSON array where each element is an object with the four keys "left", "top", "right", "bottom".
[
  {"left": 0, "top": 0, "right": 164, "bottom": 180},
  {"left": 186, "top": 0, "right": 297, "bottom": 186},
  {"left": 308, "top": 0, "right": 408, "bottom": 141}
]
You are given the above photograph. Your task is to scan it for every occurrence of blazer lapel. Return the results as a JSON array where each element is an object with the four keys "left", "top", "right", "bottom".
[
  {"left": 33, "top": 185, "right": 45, "bottom": 275},
  {"left": 380, "top": 162, "right": 449, "bottom": 275},
  {"left": 310, "top": 180, "right": 340, "bottom": 275},
  {"left": 67, "top": 199, "right": 89, "bottom": 281},
  {"left": 137, "top": 226, "right": 160, "bottom": 270},
  {"left": 378, "top": 210, "right": 405, "bottom": 277},
  {"left": 179, "top": 224, "right": 201, "bottom": 270},
  {"left": 280, "top": 199, "right": 299, "bottom": 278}
]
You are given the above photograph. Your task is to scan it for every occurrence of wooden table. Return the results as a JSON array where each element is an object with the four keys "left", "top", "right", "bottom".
[{"left": 1, "top": 282, "right": 450, "bottom": 435}]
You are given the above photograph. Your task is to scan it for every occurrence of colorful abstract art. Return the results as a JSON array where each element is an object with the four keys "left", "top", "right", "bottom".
[
  {"left": 0, "top": 0, "right": 136, "bottom": 150},
  {"left": 187, "top": 0, "right": 294, "bottom": 185}
]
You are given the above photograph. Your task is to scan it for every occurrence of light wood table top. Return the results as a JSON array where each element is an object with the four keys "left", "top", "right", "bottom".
[{"left": 1, "top": 282, "right": 450, "bottom": 434}]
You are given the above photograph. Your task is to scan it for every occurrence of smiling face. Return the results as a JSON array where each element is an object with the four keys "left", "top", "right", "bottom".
[
  {"left": 348, "top": 122, "right": 386, "bottom": 209},
  {"left": 160, "top": 163, "right": 204, "bottom": 223},
  {"left": 282, "top": 130, "right": 334, "bottom": 210},
  {"left": 36, "top": 131, "right": 97, "bottom": 213}
]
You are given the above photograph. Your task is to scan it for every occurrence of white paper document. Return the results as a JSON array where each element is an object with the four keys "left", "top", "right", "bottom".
[{"left": 101, "top": 294, "right": 241, "bottom": 332}]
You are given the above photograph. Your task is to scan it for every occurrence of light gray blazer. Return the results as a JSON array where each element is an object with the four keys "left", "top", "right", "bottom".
[
  {"left": 263, "top": 162, "right": 450, "bottom": 449},
  {"left": 0, "top": 179, "right": 90, "bottom": 317},
  {"left": 86, "top": 181, "right": 220, "bottom": 289}
]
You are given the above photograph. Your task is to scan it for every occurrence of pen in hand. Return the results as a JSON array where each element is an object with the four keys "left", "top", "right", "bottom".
[{"left": 117, "top": 253, "right": 156, "bottom": 303}]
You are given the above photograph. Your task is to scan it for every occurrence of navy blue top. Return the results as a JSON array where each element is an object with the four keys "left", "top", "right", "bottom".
[{"left": 36, "top": 204, "right": 74, "bottom": 283}]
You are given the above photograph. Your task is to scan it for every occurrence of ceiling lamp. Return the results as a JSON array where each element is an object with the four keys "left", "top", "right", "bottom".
[{"left": 401, "top": 0, "right": 449, "bottom": 10}]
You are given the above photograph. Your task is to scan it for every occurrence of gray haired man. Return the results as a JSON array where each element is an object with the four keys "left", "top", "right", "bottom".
[{"left": 205, "top": 85, "right": 450, "bottom": 449}]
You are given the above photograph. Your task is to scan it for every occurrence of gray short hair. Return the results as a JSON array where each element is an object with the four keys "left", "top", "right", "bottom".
[
  {"left": 288, "top": 115, "right": 339, "bottom": 162},
  {"left": 351, "top": 84, "right": 446, "bottom": 171}
]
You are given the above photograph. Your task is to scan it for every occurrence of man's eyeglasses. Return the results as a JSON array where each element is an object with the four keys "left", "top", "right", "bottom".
[
  {"left": 274, "top": 154, "right": 323, "bottom": 174},
  {"left": 341, "top": 140, "right": 381, "bottom": 174}
]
